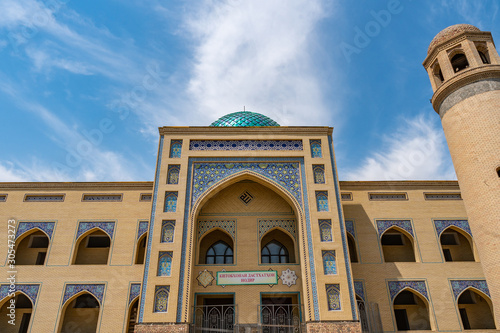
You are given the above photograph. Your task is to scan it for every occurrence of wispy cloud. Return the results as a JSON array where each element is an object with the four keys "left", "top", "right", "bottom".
[{"left": 344, "top": 114, "right": 456, "bottom": 181}]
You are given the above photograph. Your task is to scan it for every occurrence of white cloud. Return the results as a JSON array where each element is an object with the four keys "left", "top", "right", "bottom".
[{"left": 344, "top": 114, "right": 456, "bottom": 181}]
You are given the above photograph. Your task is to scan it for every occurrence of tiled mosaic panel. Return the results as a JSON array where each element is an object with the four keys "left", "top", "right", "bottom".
[
  {"left": 192, "top": 162, "right": 302, "bottom": 205},
  {"left": 354, "top": 281, "right": 365, "bottom": 301},
  {"left": 158, "top": 252, "right": 173, "bottom": 277},
  {"left": 0, "top": 284, "right": 40, "bottom": 305},
  {"left": 313, "top": 165, "right": 325, "bottom": 184},
  {"left": 198, "top": 220, "right": 236, "bottom": 240},
  {"left": 376, "top": 220, "right": 414, "bottom": 237},
  {"left": 16, "top": 222, "right": 55, "bottom": 239},
  {"left": 434, "top": 220, "right": 472, "bottom": 237},
  {"left": 169, "top": 140, "right": 182, "bottom": 158},
  {"left": 319, "top": 220, "right": 332, "bottom": 242},
  {"left": 164, "top": 192, "right": 178, "bottom": 212},
  {"left": 322, "top": 251, "right": 337, "bottom": 275},
  {"left": 137, "top": 221, "right": 148, "bottom": 239},
  {"left": 310, "top": 140, "right": 322, "bottom": 158},
  {"left": 129, "top": 283, "right": 141, "bottom": 305},
  {"left": 258, "top": 219, "right": 296, "bottom": 240},
  {"left": 167, "top": 165, "right": 180, "bottom": 184},
  {"left": 388, "top": 281, "right": 428, "bottom": 301},
  {"left": 326, "top": 284, "right": 341, "bottom": 311},
  {"left": 63, "top": 284, "right": 105, "bottom": 305},
  {"left": 77, "top": 222, "right": 115, "bottom": 239},
  {"left": 189, "top": 140, "right": 303, "bottom": 151},
  {"left": 161, "top": 221, "right": 175, "bottom": 243},
  {"left": 450, "top": 280, "right": 490, "bottom": 300},
  {"left": 316, "top": 191, "right": 329, "bottom": 212},
  {"left": 345, "top": 220, "right": 355, "bottom": 239},
  {"left": 154, "top": 286, "right": 170, "bottom": 312}
]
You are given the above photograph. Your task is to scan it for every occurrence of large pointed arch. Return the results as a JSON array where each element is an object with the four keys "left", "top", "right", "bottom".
[{"left": 57, "top": 291, "right": 101, "bottom": 333}]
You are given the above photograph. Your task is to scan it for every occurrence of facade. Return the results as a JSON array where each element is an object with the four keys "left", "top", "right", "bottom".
[{"left": 0, "top": 24, "right": 499, "bottom": 333}]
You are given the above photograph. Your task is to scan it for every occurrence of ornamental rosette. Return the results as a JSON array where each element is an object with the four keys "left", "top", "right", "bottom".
[{"left": 280, "top": 269, "right": 297, "bottom": 287}]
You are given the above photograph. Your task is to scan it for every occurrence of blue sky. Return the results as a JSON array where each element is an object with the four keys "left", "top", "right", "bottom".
[{"left": 0, "top": 0, "right": 498, "bottom": 182}]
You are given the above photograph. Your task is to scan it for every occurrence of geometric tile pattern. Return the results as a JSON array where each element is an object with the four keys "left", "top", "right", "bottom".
[
  {"left": 319, "top": 220, "right": 332, "bottom": 242},
  {"left": 154, "top": 286, "right": 170, "bottom": 313},
  {"left": 198, "top": 220, "right": 236, "bottom": 240},
  {"left": 310, "top": 140, "right": 322, "bottom": 158},
  {"left": 158, "top": 252, "right": 173, "bottom": 277},
  {"left": 129, "top": 283, "right": 141, "bottom": 305},
  {"left": 450, "top": 280, "right": 490, "bottom": 300},
  {"left": 326, "top": 284, "right": 341, "bottom": 310},
  {"left": 322, "top": 251, "right": 337, "bottom": 275},
  {"left": 192, "top": 162, "right": 302, "bottom": 205},
  {"left": 434, "top": 220, "right": 472, "bottom": 237},
  {"left": 137, "top": 221, "right": 148, "bottom": 239},
  {"left": 197, "top": 269, "right": 215, "bottom": 288},
  {"left": 313, "top": 165, "right": 325, "bottom": 184},
  {"left": 316, "top": 191, "right": 329, "bottom": 212},
  {"left": 77, "top": 222, "right": 115, "bottom": 239},
  {"left": 280, "top": 269, "right": 298, "bottom": 287},
  {"left": 164, "top": 192, "right": 178, "bottom": 212},
  {"left": 0, "top": 284, "right": 40, "bottom": 305},
  {"left": 161, "top": 221, "right": 175, "bottom": 243},
  {"left": 209, "top": 111, "right": 280, "bottom": 127},
  {"left": 16, "top": 222, "right": 55, "bottom": 239},
  {"left": 169, "top": 140, "right": 182, "bottom": 158},
  {"left": 63, "top": 284, "right": 105, "bottom": 305},
  {"left": 388, "top": 281, "right": 428, "bottom": 301},
  {"left": 377, "top": 220, "right": 414, "bottom": 237},
  {"left": 167, "top": 165, "right": 180, "bottom": 184},
  {"left": 189, "top": 140, "right": 303, "bottom": 151},
  {"left": 345, "top": 220, "right": 355, "bottom": 238},
  {"left": 258, "top": 219, "right": 296, "bottom": 240},
  {"left": 354, "top": 281, "right": 365, "bottom": 301}
]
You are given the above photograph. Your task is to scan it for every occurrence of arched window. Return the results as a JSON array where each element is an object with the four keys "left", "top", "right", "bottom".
[
  {"left": 381, "top": 228, "right": 416, "bottom": 262},
  {"left": 0, "top": 293, "right": 33, "bottom": 332},
  {"left": 458, "top": 289, "right": 495, "bottom": 329},
  {"left": 451, "top": 53, "right": 469, "bottom": 73},
  {"left": 74, "top": 230, "right": 111, "bottom": 265},
  {"left": 478, "top": 51, "right": 490, "bottom": 64},
  {"left": 206, "top": 241, "right": 233, "bottom": 264},
  {"left": 135, "top": 235, "right": 147, "bottom": 264},
  {"left": 16, "top": 230, "right": 49, "bottom": 265},
  {"left": 127, "top": 299, "right": 139, "bottom": 333},
  {"left": 439, "top": 228, "right": 474, "bottom": 262},
  {"left": 347, "top": 234, "right": 359, "bottom": 263},
  {"left": 261, "top": 240, "right": 289, "bottom": 264},
  {"left": 432, "top": 62, "right": 444, "bottom": 85},
  {"left": 59, "top": 293, "right": 100, "bottom": 332},
  {"left": 393, "top": 290, "right": 430, "bottom": 331}
]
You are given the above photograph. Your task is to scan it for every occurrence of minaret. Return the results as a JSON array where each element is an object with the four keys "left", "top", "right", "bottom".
[{"left": 423, "top": 24, "right": 500, "bottom": 325}]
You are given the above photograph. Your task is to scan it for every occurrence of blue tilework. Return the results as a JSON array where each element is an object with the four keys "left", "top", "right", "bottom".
[
  {"left": 191, "top": 162, "right": 302, "bottom": 206},
  {"left": 155, "top": 286, "right": 170, "bottom": 312},
  {"left": 129, "top": 283, "right": 141, "bottom": 305},
  {"left": 326, "top": 284, "right": 341, "bottom": 310},
  {"left": 316, "top": 191, "right": 329, "bottom": 212},
  {"left": 388, "top": 281, "right": 428, "bottom": 301},
  {"left": 377, "top": 220, "right": 413, "bottom": 237},
  {"left": 258, "top": 219, "right": 296, "bottom": 240},
  {"left": 16, "top": 222, "right": 55, "bottom": 239},
  {"left": 158, "top": 252, "right": 173, "bottom": 277},
  {"left": 319, "top": 220, "right": 332, "bottom": 242},
  {"left": 450, "top": 280, "right": 490, "bottom": 300},
  {"left": 198, "top": 220, "right": 236, "bottom": 240},
  {"left": 322, "top": 251, "right": 337, "bottom": 275},
  {"left": 434, "top": 220, "right": 471, "bottom": 237},
  {"left": 137, "top": 221, "right": 148, "bottom": 239},
  {"left": 190, "top": 140, "right": 302, "bottom": 151},
  {"left": 167, "top": 165, "right": 180, "bottom": 184},
  {"left": 164, "top": 192, "right": 178, "bottom": 212},
  {"left": 77, "top": 222, "right": 115, "bottom": 239},
  {"left": 313, "top": 165, "right": 325, "bottom": 184},
  {"left": 345, "top": 220, "right": 355, "bottom": 239},
  {"left": 310, "top": 140, "right": 322, "bottom": 158},
  {"left": 139, "top": 135, "right": 164, "bottom": 322},
  {"left": 63, "top": 284, "right": 105, "bottom": 305},
  {"left": 161, "top": 220, "right": 175, "bottom": 243},
  {"left": 169, "top": 140, "right": 182, "bottom": 158},
  {"left": 354, "top": 281, "right": 365, "bottom": 301},
  {"left": 0, "top": 284, "right": 40, "bottom": 305}
]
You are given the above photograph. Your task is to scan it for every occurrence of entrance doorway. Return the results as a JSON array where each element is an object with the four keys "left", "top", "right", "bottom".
[
  {"left": 260, "top": 295, "right": 302, "bottom": 333},
  {"left": 194, "top": 295, "right": 236, "bottom": 333}
]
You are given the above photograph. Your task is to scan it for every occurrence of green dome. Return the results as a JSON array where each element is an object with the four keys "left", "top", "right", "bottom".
[{"left": 210, "top": 111, "right": 280, "bottom": 127}]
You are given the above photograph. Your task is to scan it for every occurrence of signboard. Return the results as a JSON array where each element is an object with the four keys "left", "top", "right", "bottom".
[{"left": 217, "top": 271, "right": 278, "bottom": 285}]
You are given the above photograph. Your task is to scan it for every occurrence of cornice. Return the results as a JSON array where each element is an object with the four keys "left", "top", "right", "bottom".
[
  {"left": 339, "top": 180, "right": 460, "bottom": 190},
  {"left": 431, "top": 65, "right": 500, "bottom": 113},
  {"left": 158, "top": 126, "right": 333, "bottom": 136},
  {"left": 0, "top": 181, "right": 154, "bottom": 191}
]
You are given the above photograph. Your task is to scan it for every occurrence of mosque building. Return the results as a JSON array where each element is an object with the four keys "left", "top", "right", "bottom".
[{"left": 0, "top": 24, "right": 499, "bottom": 333}]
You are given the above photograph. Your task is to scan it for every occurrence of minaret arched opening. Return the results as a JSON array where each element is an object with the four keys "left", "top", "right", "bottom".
[{"left": 450, "top": 53, "right": 469, "bottom": 73}]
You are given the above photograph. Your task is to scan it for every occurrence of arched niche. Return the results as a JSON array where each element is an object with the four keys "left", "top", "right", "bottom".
[
  {"left": 457, "top": 288, "right": 496, "bottom": 330},
  {"left": 58, "top": 292, "right": 100, "bottom": 333},
  {"left": 15, "top": 229, "right": 49, "bottom": 265},
  {"left": 381, "top": 227, "right": 416, "bottom": 262},
  {"left": 135, "top": 234, "right": 147, "bottom": 265},
  {"left": 0, "top": 292, "right": 33, "bottom": 333},
  {"left": 347, "top": 233, "right": 358, "bottom": 263},
  {"left": 126, "top": 298, "right": 139, "bottom": 333},
  {"left": 198, "top": 229, "right": 234, "bottom": 265},
  {"left": 439, "top": 227, "right": 475, "bottom": 262},
  {"left": 393, "top": 289, "right": 431, "bottom": 331},
  {"left": 73, "top": 229, "right": 111, "bottom": 265},
  {"left": 261, "top": 228, "right": 296, "bottom": 264}
]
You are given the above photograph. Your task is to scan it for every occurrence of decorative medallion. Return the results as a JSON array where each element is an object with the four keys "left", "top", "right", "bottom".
[
  {"left": 280, "top": 269, "right": 298, "bottom": 287},
  {"left": 239, "top": 190, "right": 254, "bottom": 205},
  {"left": 197, "top": 269, "right": 215, "bottom": 288}
]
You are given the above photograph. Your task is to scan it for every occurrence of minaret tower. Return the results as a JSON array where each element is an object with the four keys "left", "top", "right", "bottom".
[{"left": 424, "top": 24, "right": 500, "bottom": 325}]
